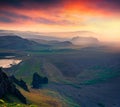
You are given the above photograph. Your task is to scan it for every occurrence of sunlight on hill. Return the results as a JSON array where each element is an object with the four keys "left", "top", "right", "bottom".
[
  {"left": 20, "top": 88, "right": 80, "bottom": 107},
  {"left": 20, "top": 89, "right": 63, "bottom": 107}
]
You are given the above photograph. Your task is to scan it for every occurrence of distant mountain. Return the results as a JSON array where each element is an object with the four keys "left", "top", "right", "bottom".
[
  {"left": 29, "top": 38, "right": 60, "bottom": 44},
  {"left": 0, "top": 30, "right": 66, "bottom": 41},
  {"left": 0, "top": 30, "right": 100, "bottom": 47},
  {"left": 0, "top": 30, "right": 99, "bottom": 41},
  {"left": 31, "top": 38, "right": 73, "bottom": 47},
  {"left": 0, "top": 36, "right": 49, "bottom": 50},
  {"left": 71, "top": 36, "right": 99, "bottom": 45},
  {"left": 51, "top": 41, "right": 73, "bottom": 47}
]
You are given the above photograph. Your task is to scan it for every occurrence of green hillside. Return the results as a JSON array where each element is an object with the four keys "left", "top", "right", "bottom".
[
  {"left": 0, "top": 99, "right": 37, "bottom": 107},
  {"left": 2, "top": 47, "right": 120, "bottom": 107}
]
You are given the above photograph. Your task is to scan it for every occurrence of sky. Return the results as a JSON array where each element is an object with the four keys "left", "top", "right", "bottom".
[{"left": 0, "top": 0, "right": 120, "bottom": 42}]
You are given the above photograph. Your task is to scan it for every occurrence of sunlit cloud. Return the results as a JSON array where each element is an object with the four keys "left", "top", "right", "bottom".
[{"left": 0, "top": 0, "right": 120, "bottom": 41}]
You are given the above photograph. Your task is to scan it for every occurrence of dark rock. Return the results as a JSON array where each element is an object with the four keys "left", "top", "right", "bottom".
[
  {"left": 32, "top": 72, "right": 48, "bottom": 89},
  {"left": 0, "top": 67, "right": 26, "bottom": 104},
  {"left": 10, "top": 75, "right": 29, "bottom": 92}
]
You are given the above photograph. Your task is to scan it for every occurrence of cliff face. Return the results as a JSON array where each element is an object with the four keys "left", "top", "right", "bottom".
[
  {"left": 10, "top": 75, "right": 29, "bottom": 92},
  {"left": 0, "top": 68, "right": 26, "bottom": 104}
]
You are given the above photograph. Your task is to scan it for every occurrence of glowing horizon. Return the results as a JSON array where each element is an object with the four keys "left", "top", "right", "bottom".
[{"left": 0, "top": 0, "right": 120, "bottom": 42}]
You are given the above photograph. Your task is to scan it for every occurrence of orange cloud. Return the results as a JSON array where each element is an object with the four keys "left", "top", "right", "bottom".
[{"left": 0, "top": 0, "right": 120, "bottom": 42}]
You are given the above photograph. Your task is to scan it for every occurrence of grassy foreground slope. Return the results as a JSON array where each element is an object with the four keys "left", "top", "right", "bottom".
[{"left": 19, "top": 88, "right": 80, "bottom": 107}]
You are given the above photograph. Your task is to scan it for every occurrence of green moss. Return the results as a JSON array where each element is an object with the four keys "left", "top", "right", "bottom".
[
  {"left": 0, "top": 99, "right": 37, "bottom": 107},
  {"left": 0, "top": 99, "right": 5, "bottom": 104}
]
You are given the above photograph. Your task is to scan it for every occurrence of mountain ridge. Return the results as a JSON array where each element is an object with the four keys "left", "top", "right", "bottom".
[
  {"left": 71, "top": 36, "right": 99, "bottom": 45},
  {"left": 0, "top": 35, "right": 49, "bottom": 50}
]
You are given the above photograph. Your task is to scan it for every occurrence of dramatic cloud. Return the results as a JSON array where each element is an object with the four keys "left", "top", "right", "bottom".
[
  {"left": 0, "top": 0, "right": 62, "bottom": 9},
  {"left": 0, "top": 10, "right": 31, "bottom": 20},
  {"left": 0, "top": 0, "right": 120, "bottom": 13},
  {"left": 0, "top": 0, "right": 120, "bottom": 41},
  {"left": 0, "top": 16, "right": 14, "bottom": 23}
]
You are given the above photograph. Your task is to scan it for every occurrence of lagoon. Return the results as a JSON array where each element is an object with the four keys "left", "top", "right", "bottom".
[{"left": 0, "top": 59, "right": 22, "bottom": 68}]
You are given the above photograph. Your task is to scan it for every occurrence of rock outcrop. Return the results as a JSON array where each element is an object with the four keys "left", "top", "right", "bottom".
[
  {"left": 0, "top": 67, "right": 26, "bottom": 104},
  {"left": 32, "top": 72, "right": 48, "bottom": 89},
  {"left": 10, "top": 75, "right": 29, "bottom": 92}
]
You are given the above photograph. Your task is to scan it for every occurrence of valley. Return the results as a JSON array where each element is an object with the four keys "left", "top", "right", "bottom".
[
  {"left": 0, "top": 35, "right": 120, "bottom": 107},
  {"left": 0, "top": 0, "right": 120, "bottom": 106}
]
